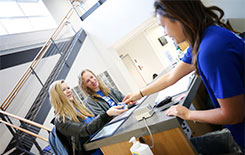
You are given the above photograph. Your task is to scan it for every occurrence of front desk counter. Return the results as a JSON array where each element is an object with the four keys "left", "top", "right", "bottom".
[{"left": 84, "top": 76, "right": 214, "bottom": 155}]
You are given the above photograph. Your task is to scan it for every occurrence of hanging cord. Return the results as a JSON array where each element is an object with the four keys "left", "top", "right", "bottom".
[{"left": 143, "top": 117, "right": 154, "bottom": 148}]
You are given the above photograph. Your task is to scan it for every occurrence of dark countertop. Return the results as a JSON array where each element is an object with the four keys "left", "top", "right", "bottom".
[{"left": 84, "top": 75, "right": 201, "bottom": 151}]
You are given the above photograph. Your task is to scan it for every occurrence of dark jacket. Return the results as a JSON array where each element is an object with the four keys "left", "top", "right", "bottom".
[
  {"left": 54, "top": 113, "right": 112, "bottom": 155},
  {"left": 85, "top": 89, "right": 124, "bottom": 116}
]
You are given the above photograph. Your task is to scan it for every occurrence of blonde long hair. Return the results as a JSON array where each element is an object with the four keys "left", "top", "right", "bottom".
[
  {"left": 49, "top": 80, "right": 93, "bottom": 122},
  {"left": 78, "top": 69, "right": 110, "bottom": 100}
]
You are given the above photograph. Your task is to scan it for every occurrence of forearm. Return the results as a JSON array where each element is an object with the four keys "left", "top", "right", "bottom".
[
  {"left": 141, "top": 73, "right": 173, "bottom": 96},
  {"left": 141, "top": 62, "right": 194, "bottom": 96},
  {"left": 188, "top": 108, "right": 239, "bottom": 125},
  {"left": 189, "top": 95, "right": 245, "bottom": 125}
]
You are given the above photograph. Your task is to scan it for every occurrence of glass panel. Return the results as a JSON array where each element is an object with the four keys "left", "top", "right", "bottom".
[
  {"left": 0, "top": 1, "right": 24, "bottom": 17},
  {"left": 18, "top": 1, "right": 49, "bottom": 16},
  {"left": 0, "top": 0, "right": 57, "bottom": 35},
  {"left": 1, "top": 17, "right": 33, "bottom": 34},
  {"left": 29, "top": 16, "right": 56, "bottom": 31}
]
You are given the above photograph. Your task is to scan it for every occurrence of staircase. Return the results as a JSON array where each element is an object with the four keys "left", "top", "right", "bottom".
[{"left": 0, "top": 8, "right": 87, "bottom": 154}]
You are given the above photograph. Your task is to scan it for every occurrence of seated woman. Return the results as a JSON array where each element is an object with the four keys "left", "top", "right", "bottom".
[
  {"left": 79, "top": 69, "right": 125, "bottom": 116},
  {"left": 49, "top": 80, "right": 127, "bottom": 155}
]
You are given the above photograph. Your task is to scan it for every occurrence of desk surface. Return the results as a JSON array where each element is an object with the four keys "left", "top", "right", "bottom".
[{"left": 84, "top": 75, "right": 201, "bottom": 151}]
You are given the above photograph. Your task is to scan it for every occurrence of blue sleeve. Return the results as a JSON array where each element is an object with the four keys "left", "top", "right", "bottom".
[
  {"left": 199, "top": 38, "right": 244, "bottom": 99},
  {"left": 181, "top": 47, "right": 192, "bottom": 64}
]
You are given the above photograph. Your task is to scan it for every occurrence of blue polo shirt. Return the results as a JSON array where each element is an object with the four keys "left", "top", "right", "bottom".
[{"left": 181, "top": 25, "right": 245, "bottom": 147}]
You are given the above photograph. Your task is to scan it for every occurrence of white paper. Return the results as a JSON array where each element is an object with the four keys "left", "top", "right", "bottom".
[
  {"left": 109, "top": 106, "right": 137, "bottom": 124},
  {"left": 155, "top": 72, "right": 195, "bottom": 104}
]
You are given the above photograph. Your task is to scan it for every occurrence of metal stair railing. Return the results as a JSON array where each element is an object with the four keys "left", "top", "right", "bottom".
[
  {"left": 0, "top": 8, "right": 74, "bottom": 111},
  {"left": 0, "top": 120, "right": 48, "bottom": 142},
  {"left": 0, "top": 110, "right": 51, "bottom": 132},
  {"left": 0, "top": 110, "right": 51, "bottom": 154},
  {"left": 24, "top": 39, "right": 74, "bottom": 121},
  {"left": 0, "top": 7, "right": 83, "bottom": 154}
]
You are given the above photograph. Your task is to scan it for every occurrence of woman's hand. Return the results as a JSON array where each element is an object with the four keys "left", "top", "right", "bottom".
[
  {"left": 165, "top": 105, "right": 191, "bottom": 120},
  {"left": 106, "top": 106, "right": 128, "bottom": 116},
  {"left": 123, "top": 92, "right": 142, "bottom": 104}
]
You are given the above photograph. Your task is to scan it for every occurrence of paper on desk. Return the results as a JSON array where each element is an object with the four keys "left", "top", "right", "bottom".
[
  {"left": 109, "top": 106, "right": 137, "bottom": 124},
  {"left": 155, "top": 72, "right": 195, "bottom": 104}
]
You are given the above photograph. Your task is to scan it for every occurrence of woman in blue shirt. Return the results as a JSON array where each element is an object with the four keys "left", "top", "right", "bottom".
[
  {"left": 79, "top": 69, "right": 126, "bottom": 116},
  {"left": 123, "top": 0, "right": 244, "bottom": 154}
]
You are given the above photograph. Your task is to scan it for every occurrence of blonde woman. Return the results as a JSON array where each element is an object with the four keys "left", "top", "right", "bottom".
[
  {"left": 49, "top": 80, "right": 127, "bottom": 155},
  {"left": 79, "top": 69, "right": 126, "bottom": 116}
]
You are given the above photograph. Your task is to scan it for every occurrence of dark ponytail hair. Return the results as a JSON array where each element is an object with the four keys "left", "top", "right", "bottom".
[{"left": 154, "top": 0, "right": 235, "bottom": 75}]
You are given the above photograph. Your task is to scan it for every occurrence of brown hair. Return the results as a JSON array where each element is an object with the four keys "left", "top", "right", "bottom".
[
  {"left": 154, "top": 0, "right": 235, "bottom": 75},
  {"left": 49, "top": 80, "right": 93, "bottom": 122},
  {"left": 78, "top": 69, "right": 110, "bottom": 100}
]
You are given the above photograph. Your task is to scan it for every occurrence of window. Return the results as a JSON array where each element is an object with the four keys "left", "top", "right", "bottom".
[
  {"left": 97, "top": 71, "right": 118, "bottom": 91},
  {"left": 72, "top": 86, "right": 86, "bottom": 102},
  {"left": 0, "top": 0, "right": 57, "bottom": 36}
]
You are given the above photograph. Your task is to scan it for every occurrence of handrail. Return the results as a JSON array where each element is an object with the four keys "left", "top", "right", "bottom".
[
  {"left": 0, "top": 110, "right": 51, "bottom": 132},
  {"left": 0, "top": 8, "right": 74, "bottom": 111},
  {"left": 0, "top": 119, "right": 48, "bottom": 142}
]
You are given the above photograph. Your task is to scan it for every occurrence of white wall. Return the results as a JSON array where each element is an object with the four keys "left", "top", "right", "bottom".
[
  {"left": 118, "top": 32, "right": 164, "bottom": 84},
  {"left": 202, "top": 0, "right": 245, "bottom": 19},
  {"left": 145, "top": 22, "right": 179, "bottom": 65},
  {"left": 202, "top": 0, "right": 245, "bottom": 32},
  {"left": 81, "top": 0, "right": 155, "bottom": 47},
  {"left": 65, "top": 36, "right": 108, "bottom": 88}
]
